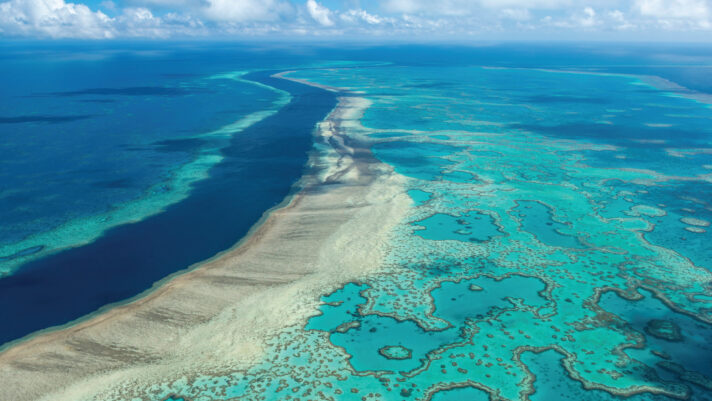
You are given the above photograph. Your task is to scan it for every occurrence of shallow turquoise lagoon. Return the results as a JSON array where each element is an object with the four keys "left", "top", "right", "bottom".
[
  {"left": 413, "top": 212, "right": 501, "bottom": 242},
  {"left": 372, "top": 140, "right": 464, "bottom": 182},
  {"left": 513, "top": 201, "right": 585, "bottom": 249},
  {"left": 93, "top": 52, "right": 712, "bottom": 401},
  {"left": 520, "top": 350, "right": 677, "bottom": 401},
  {"left": 407, "top": 189, "right": 433, "bottom": 206},
  {"left": 430, "top": 387, "right": 490, "bottom": 401},
  {"left": 431, "top": 276, "right": 548, "bottom": 328}
]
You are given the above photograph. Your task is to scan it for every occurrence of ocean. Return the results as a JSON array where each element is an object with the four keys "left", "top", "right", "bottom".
[{"left": 0, "top": 43, "right": 337, "bottom": 345}]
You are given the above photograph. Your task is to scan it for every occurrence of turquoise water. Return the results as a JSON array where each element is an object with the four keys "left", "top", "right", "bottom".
[
  {"left": 514, "top": 201, "right": 585, "bottom": 249},
  {"left": 412, "top": 211, "right": 501, "bottom": 242},
  {"left": 11, "top": 45, "right": 712, "bottom": 400},
  {"left": 430, "top": 387, "right": 490, "bottom": 401},
  {"left": 600, "top": 289, "right": 712, "bottom": 387},
  {"left": 407, "top": 189, "right": 432, "bottom": 206}
]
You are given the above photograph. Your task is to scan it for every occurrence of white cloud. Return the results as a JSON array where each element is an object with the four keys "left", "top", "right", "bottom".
[
  {"left": 116, "top": 7, "right": 165, "bottom": 36},
  {"left": 383, "top": 0, "right": 575, "bottom": 15},
  {"left": 500, "top": 8, "right": 531, "bottom": 20},
  {"left": 634, "top": 0, "right": 711, "bottom": 29},
  {"left": 382, "top": 0, "right": 423, "bottom": 14},
  {"left": 201, "top": 0, "right": 293, "bottom": 22},
  {"left": 579, "top": 6, "right": 598, "bottom": 26},
  {"left": 478, "top": 0, "right": 572, "bottom": 9},
  {"left": 306, "top": 0, "right": 333, "bottom": 26},
  {"left": 382, "top": 0, "right": 481, "bottom": 16},
  {"left": 1, "top": 0, "right": 712, "bottom": 39},
  {"left": 609, "top": 9, "right": 635, "bottom": 29},
  {"left": 340, "top": 9, "right": 386, "bottom": 25},
  {"left": 543, "top": 6, "right": 601, "bottom": 28},
  {"left": 635, "top": 0, "right": 709, "bottom": 19},
  {"left": 0, "top": 0, "right": 115, "bottom": 38},
  {"left": 0, "top": 0, "right": 210, "bottom": 38},
  {"left": 126, "top": 0, "right": 198, "bottom": 8},
  {"left": 116, "top": 7, "right": 204, "bottom": 37}
]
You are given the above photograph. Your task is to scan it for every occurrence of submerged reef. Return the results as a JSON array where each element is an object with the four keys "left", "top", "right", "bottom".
[
  {"left": 379, "top": 346, "right": 413, "bottom": 360},
  {"left": 645, "top": 319, "right": 683, "bottom": 342}
]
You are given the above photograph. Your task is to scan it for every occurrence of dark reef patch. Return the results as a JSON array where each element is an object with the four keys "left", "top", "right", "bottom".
[
  {"left": 0, "top": 246, "right": 45, "bottom": 263},
  {"left": 0, "top": 115, "right": 95, "bottom": 124},
  {"left": 645, "top": 319, "right": 684, "bottom": 342},
  {"left": 92, "top": 178, "right": 135, "bottom": 189},
  {"left": 657, "top": 361, "right": 712, "bottom": 390},
  {"left": 526, "top": 95, "right": 609, "bottom": 104},
  {"left": 45, "top": 86, "right": 210, "bottom": 97},
  {"left": 379, "top": 345, "right": 413, "bottom": 360},
  {"left": 152, "top": 138, "right": 208, "bottom": 153},
  {"left": 77, "top": 99, "right": 116, "bottom": 103}
]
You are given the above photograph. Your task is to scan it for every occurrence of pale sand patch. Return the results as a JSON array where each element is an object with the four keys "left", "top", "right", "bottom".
[
  {"left": 638, "top": 75, "right": 712, "bottom": 106},
  {"left": 681, "top": 217, "right": 711, "bottom": 227},
  {"left": 666, "top": 148, "right": 712, "bottom": 158},
  {"left": 634, "top": 139, "right": 667, "bottom": 145},
  {"left": 625, "top": 205, "right": 666, "bottom": 218},
  {"left": 0, "top": 92, "right": 410, "bottom": 401},
  {"left": 685, "top": 226, "right": 707, "bottom": 234}
]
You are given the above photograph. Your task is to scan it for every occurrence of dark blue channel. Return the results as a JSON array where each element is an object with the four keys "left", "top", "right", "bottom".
[{"left": 0, "top": 71, "right": 336, "bottom": 346}]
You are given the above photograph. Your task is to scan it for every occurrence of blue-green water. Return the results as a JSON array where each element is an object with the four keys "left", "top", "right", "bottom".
[{"left": 3, "top": 44, "right": 712, "bottom": 400}]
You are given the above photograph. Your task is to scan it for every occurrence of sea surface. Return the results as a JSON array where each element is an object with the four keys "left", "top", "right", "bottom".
[
  {"left": 2, "top": 43, "right": 712, "bottom": 400},
  {"left": 0, "top": 43, "right": 339, "bottom": 345}
]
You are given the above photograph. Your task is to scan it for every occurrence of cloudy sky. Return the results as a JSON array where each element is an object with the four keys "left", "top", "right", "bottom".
[{"left": 0, "top": 0, "right": 710, "bottom": 40}]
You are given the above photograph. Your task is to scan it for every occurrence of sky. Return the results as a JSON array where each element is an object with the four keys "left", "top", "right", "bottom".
[{"left": 0, "top": 0, "right": 710, "bottom": 41}]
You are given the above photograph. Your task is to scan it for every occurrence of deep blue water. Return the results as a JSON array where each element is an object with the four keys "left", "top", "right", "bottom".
[
  {"left": 0, "top": 69, "right": 336, "bottom": 346},
  {"left": 0, "top": 46, "right": 277, "bottom": 254}
]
